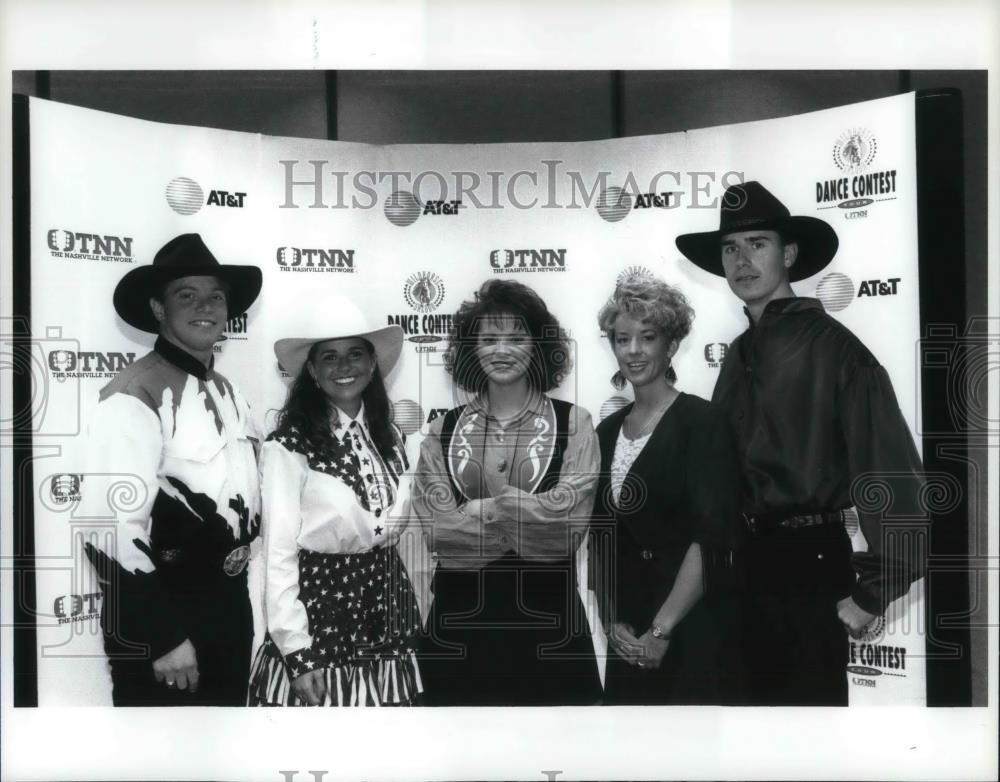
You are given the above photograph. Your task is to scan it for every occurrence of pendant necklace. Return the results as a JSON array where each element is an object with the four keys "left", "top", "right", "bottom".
[
  {"left": 486, "top": 413, "right": 523, "bottom": 479},
  {"left": 625, "top": 396, "right": 673, "bottom": 440}
]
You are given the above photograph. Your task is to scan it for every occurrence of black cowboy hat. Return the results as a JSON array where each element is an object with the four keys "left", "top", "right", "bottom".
[
  {"left": 113, "top": 234, "right": 263, "bottom": 333},
  {"left": 675, "top": 181, "right": 839, "bottom": 283}
]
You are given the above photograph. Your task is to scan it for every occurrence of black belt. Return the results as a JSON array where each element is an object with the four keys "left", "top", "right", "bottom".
[
  {"left": 743, "top": 510, "right": 844, "bottom": 537},
  {"left": 154, "top": 543, "right": 251, "bottom": 577}
]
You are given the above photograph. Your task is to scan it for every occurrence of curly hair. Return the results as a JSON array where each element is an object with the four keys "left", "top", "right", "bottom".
[
  {"left": 597, "top": 272, "right": 695, "bottom": 383},
  {"left": 275, "top": 340, "right": 396, "bottom": 460},
  {"left": 445, "top": 279, "right": 572, "bottom": 394}
]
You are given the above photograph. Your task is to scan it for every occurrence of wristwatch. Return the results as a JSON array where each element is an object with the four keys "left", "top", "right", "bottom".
[{"left": 650, "top": 623, "right": 670, "bottom": 640}]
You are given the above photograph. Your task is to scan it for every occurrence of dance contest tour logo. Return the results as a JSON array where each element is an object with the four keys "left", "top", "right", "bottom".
[
  {"left": 384, "top": 190, "right": 463, "bottom": 227},
  {"left": 53, "top": 592, "right": 101, "bottom": 625},
  {"left": 848, "top": 616, "right": 908, "bottom": 688},
  {"left": 276, "top": 247, "right": 356, "bottom": 273},
  {"left": 49, "top": 473, "right": 84, "bottom": 504},
  {"left": 616, "top": 265, "right": 656, "bottom": 287},
  {"left": 490, "top": 249, "right": 567, "bottom": 274},
  {"left": 595, "top": 186, "right": 682, "bottom": 223},
  {"left": 166, "top": 177, "right": 247, "bottom": 215},
  {"left": 47, "top": 229, "right": 134, "bottom": 263},
  {"left": 815, "top": 127, "right": 897, "bottom": 221},
  {"left": 48, "top": 349, "right": 136, "bottom": 380},
  {"left": 813, "top": 273, "right": 902, "bottom": 313},
  {"left": 388, "top": 272, "right": 452, "bottom": 353},
  {"left": 213, "top": 312, "right": 250, "bottom": 353}
]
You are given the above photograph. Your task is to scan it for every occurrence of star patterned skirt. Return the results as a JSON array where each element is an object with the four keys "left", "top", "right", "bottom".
[{"left": 248, "top": 545, "right": 423, "bottom": 706}]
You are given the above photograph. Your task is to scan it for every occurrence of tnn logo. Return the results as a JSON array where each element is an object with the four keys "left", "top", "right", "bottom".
[
  {"left": 50, "top": 474, "right": 83, "bottom": 502},
  {"left": 489, "top": 249, "right": 566, "bottom": 269},
  {"left": 276, "top": 247, "right": 355, "bottom": 269},
  {"left": 47, "top": 230, "right": 133, "bottom": 257},
  {"left": 48, "top": 351, "right": 136, "bottom": 373},
  {"left": 704, "top": 343, "right": 729, "bottom": 364},
  {"left": 53, "top": 593, "right": 101, "bottom": 618}
]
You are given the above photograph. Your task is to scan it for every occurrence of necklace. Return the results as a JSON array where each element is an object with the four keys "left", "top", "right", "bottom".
[
  {"left": 484, "top": 412, "right": 525, "bottom": 479},
  {"left": 624, "top": 395, "right": 676, "bottom": 440}
]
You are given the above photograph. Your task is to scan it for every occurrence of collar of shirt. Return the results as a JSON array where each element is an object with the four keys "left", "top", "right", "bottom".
[
  {"left": 744, "top": 296, "right": 825, "bottom": 328},
  {"left": 467, "top": 391, "right": 548, "bottom": 430},
  {"left": 154, "top": 335, "right": 213, "bottom": 381},
  {"left": 330, "top": 402, "right": 369, "bottom": 441}
]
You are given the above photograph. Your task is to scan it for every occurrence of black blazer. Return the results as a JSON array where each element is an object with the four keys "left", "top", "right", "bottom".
[{"left": 590, "top": 392, "right": 743, "bottom": 631}]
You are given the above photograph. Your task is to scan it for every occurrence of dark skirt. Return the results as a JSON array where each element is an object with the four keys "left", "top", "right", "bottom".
[
  {"left": 602, "top": 596, "right": 743, "bottom": 705},
  {"left": 248, "top": 545, "right": 422, "bottom": 706},
  {"left": 419, "top": 554, "right": 602, "bottom": 706}
]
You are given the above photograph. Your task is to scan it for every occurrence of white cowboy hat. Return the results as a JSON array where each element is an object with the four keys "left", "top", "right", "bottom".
[{"left": 273, "top": 297, "right": 404, "bottom": 379}]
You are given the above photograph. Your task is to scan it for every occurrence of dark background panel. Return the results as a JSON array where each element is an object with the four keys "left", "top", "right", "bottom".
[
  {"left": 619, "top": 70, "right": 905, "bottom": 133},
  {"left": 336, "top": 70, "right": 618, "bottom": 143},
  {"left": 22, "top": 70, "right": 331, "bottom": 138}
]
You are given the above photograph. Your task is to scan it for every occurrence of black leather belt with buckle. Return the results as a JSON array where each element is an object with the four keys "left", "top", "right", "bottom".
[
  {"left": 743, "top": 510, "right": 844, "bottom": 536},
  {"left": 155, "top": 544, "right": 251, "bottom": 577}
]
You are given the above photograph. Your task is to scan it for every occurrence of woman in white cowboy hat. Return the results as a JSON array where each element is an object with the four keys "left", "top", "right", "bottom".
[{"left": 247, "top": 299, "right": 422, "bottom": 706}]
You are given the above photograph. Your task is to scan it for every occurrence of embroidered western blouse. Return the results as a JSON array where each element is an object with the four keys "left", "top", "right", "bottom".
[{"left": 410, "top": 394, "right": 601, "bottom": 570}]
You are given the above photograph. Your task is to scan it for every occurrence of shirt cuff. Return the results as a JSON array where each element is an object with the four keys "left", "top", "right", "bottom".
[{"left": 283, "top": 644, "right": 323, "bottom": 678}]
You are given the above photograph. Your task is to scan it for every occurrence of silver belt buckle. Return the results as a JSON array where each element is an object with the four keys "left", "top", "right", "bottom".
[{"left": 223, "top": 544, "right": 251, "bottom": 576}]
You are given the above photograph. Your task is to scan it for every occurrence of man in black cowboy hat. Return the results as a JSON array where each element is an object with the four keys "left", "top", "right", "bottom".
[
  {"left": 677, "top": 181, "right": 924, "bottom": 705},
  {"left": 81, "top": 233, "right": 263, "bottom": 705}
]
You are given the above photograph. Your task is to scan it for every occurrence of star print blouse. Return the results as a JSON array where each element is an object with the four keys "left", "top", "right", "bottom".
[
  {"left": 410, "top": 394, "right": 600, "bottom": 570},
  {"left": 260, "top": 402, "right": 411, "bottom": 661}
]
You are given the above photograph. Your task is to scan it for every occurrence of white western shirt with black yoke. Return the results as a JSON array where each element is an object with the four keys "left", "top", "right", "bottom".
[{"left": 80, "top": 336, "right": 261, "bottom": 660}]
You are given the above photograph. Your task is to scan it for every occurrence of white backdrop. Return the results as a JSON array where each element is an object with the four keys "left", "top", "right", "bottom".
[{"left": 29, "top": 92, "right": 924, "bottom": 705}]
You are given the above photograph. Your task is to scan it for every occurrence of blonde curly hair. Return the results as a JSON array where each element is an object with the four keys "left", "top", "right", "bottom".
[{"left": 597, "top": 271, "right": 695, "bottom": 382}]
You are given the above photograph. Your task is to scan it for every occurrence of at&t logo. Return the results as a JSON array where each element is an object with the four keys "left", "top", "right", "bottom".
[
  {"left": 166, "top": 177, "right": 247, "bottom": 215},
  {"left": 383, "top": 191, "right": 463, "bottom": 226},
  {"left": 858, "top": 278, "right": 900, "bottom": 297}
]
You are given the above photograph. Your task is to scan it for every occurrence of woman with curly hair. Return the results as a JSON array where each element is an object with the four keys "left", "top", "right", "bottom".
[
  {"left": 411, "top": 279, "right": 602, "bottom": 706},
  {"left": 591, "top": 272, "right": 743, "bottom": 704},
  {"left": 247, "top": 298, "right": 423, "bottom": 706}
]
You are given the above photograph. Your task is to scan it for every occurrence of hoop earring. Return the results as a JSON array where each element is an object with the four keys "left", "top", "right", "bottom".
[
  {"left": 611, "top": 370, "right": 627, "bottom": 391},
  {"left": 664, "top": 359, "right": 673, "bottom": 379}
]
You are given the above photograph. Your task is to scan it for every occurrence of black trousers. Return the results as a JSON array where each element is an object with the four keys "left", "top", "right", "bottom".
[
  {"left": 101, "top": 573, "right": 253, "bottom": 707},
  {"left": 741, "top": 523, "right": 856, "bottom": 706}
]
